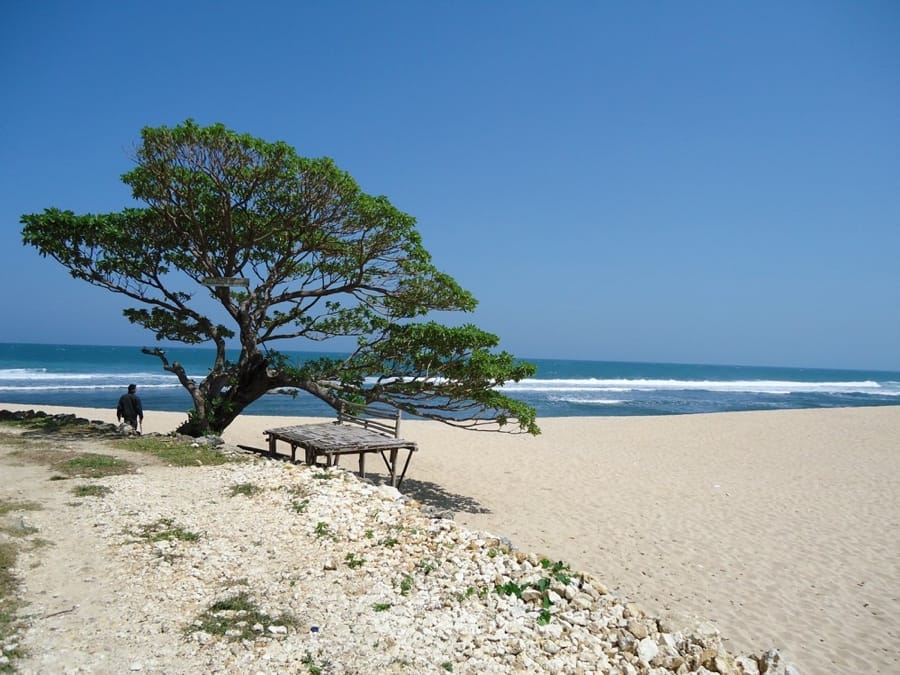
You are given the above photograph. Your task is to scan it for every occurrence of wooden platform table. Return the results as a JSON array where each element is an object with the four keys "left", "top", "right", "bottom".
[{"left": 263, "top": 422, "right": 418, "bottom": 488}]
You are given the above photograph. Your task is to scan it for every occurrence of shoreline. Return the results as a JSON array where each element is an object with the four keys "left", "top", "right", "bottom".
[{"left": 2, "top": 402, "right": 899, "bottom": 673}]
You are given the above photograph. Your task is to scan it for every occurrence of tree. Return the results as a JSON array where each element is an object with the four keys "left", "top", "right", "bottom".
[{"left": 21, "top": 120, "right": 538, "bottom": 435}]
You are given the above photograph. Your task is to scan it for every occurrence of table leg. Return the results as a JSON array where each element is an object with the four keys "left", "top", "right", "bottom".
[{"left": 389, "top": 448, "right": 399, "bottom": 487}]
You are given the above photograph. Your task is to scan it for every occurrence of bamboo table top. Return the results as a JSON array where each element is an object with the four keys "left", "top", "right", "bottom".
[{"left": 264, "top": 422, "right": 417, "bottom": 452}]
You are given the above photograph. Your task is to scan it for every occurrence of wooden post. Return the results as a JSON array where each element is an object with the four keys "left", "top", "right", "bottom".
[{"left": 388, "top": 448, "right": 399, "bottom": 486}]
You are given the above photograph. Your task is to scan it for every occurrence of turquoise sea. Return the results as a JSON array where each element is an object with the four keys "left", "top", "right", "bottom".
[{"left": 1, "top": 342, "right": 899, "bottom": 419}]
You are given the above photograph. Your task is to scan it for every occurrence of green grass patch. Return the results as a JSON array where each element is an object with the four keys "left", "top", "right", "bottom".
[
  {"left": 2, "top": 435, "right": 54, "bottom": 452},
  {"left": 189, "top": 592, "right": 296, "bottom": 641},
  {"left": 0, "top": 415, "right": 88, "bottom": 433},
  {"left": 0, "top": 542, "right": 18, "bottom": 598},
  {"left": 372, "top": 602, "right": 392, "bottom": 612},
  {"left": 0, "top": 541, "right": 25, "bottom": 670},
  {"left": 132, "top": 517, "right": 200, "bottom": 543},
  {"left": 0, "top": 499, "right": 42, "bottom": 516},
  {"left": 0, "top": 524, "right": 39, "bottom": 539},
  {"left": 111, "top": 436, "right": 236, "bottom": 466},
  {"left": 0, "top": 499, "right": 42, "bottom": 539},
  {"left": 53, "top": 453, "right": 134, "bottom": 478},
  {"left": 71, "top": 484, "right": 112, "bottom": 498}
]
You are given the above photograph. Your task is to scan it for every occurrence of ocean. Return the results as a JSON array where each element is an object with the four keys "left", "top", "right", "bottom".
[{"left": 1, "top": 342, "right": 899, "bottom": 420}]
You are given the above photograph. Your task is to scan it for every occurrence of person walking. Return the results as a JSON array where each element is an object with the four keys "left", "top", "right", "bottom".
[{"left": 117, "top": 383, "right": 144, "bottom": 433}]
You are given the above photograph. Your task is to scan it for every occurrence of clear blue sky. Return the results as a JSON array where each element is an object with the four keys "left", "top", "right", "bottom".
[{"left": 1, "top": 1, "right": 898, "bottom": 370}]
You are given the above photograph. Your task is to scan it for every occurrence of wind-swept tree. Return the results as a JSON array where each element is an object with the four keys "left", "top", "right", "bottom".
[{"left": 21, "top": 120, "right": 538, "bottom": 435}]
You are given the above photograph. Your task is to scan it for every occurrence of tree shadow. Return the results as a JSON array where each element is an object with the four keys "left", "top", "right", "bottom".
[
  {"left": 235, "top": 443, "right": 490, "bottom": 515},
  {"left": 398, "top": 477, "right": 491, "bottom": 515}
]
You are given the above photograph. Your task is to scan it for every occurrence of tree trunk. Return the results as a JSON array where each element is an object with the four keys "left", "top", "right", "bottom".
[{"left": 178, "top": 351, "right": 282, "bottom": 435}]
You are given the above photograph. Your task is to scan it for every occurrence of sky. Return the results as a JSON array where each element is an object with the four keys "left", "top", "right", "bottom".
[{"left": 1, "top": 1, "right": 898, "bottom": 371}]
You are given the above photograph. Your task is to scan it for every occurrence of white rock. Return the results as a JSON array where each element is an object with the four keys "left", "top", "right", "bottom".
[
  {"left": 735, "top": 655, "right": 760, "bottom": 675},
  {"left": 636, "top": 636, "right": 659, "bottom": 664}
]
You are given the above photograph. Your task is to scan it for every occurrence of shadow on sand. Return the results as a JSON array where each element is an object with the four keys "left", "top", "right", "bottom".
[
  {"left": 397, "top": 477, "right": 491, "bottom": 515},
  {"left": 236, "top": 444, "right": 489, "bottom": 515}
]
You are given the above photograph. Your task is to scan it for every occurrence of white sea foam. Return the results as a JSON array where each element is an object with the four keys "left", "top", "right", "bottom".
[
  {"left": 550, "top": 396, "right": 627, "bottom": 405},
  {"left": 501, "top": 378, "right": 900, "bottom": 396},
  {"left": 0, "top": 369, "right": 170, "bottom": 382},
  {"left": 0, "top": 383, "right": 183, "bottom": 392}
]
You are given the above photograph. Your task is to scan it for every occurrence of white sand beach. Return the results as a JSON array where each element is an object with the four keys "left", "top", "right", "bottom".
[{"left": 2, "top": 403, "right": 898, "bottom": 673}]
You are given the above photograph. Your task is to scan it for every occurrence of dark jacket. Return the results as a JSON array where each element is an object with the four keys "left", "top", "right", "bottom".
[{"left": 117, "top": 392, "right": 143, "bottom": 423}]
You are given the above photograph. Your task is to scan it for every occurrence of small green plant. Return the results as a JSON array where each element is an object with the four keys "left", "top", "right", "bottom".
[
  {"left": 493, "top": 559, "right": 574, "bottom": 626},
  {"left": 416, "top": 559, "right": 436, "bottom": 575},
  {"left": 345, "top": 552, "right": 365, "bottom": 569},
  {"left": 70, "top": 484, "right": 112, "bottom": 498},
  {"left": 312, "top": 472, "right": 333, "bottom": 480},
  {"left": 364, "top": 529, "right": 374, "bottom": 539},
  {"left": 373, "top": 602, "right": 392, "bottom": 612},
  {"left": 228, "top": 482, "right": 261, "bottom": 497},
  {"left": 314, "top": 521, "right": 332, "bottom": 539},
  {"left": 533, "top": 577, "right": 551, "bottom": 594},
  {"left": 495, "top": 580, "right": 525, "bottom": 598},
  {"left": 292, "top": 498, "right": 309, "bottom": 513},
  {"left": 540, "top": 558, "right": 572, "bottom": 585},
  {"left": 487, "top": 547, "right": 498, "bottom": 558},
  {"left": 300, "top": 651, "right": 331, "bottom": 674},
  {"left": 380, "top": 536, "right": 399, "bottom": 548},
  {"left": 454, "top": 586, "right": 477, "bottom": 602},
  {"left": 441, "top": 661, "right": 454, "bottom": 672},
  {"left": 399, "top": 574, "right": 414, "bottom": 596},
  {"left": 301, "top": 652, "right": 321, "bottom": 675}
]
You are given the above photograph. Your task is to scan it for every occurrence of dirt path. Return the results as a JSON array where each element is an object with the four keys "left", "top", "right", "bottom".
[{"left": 0, "top": 431, "right": 194, "bottom": 673}]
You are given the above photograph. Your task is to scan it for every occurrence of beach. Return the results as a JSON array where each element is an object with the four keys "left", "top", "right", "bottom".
[{"left": 2, "top": 403, "right": 899, "bottom": 673}]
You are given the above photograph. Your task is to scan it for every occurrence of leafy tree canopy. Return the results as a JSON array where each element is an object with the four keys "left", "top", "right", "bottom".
[{"left": 21, "top": 120, "right": 538, "bottom": 435}]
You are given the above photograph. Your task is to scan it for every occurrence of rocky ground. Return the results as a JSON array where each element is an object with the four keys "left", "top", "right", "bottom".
[{"left": 0, "top": 413, "right": 798, "bottom": 674}]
